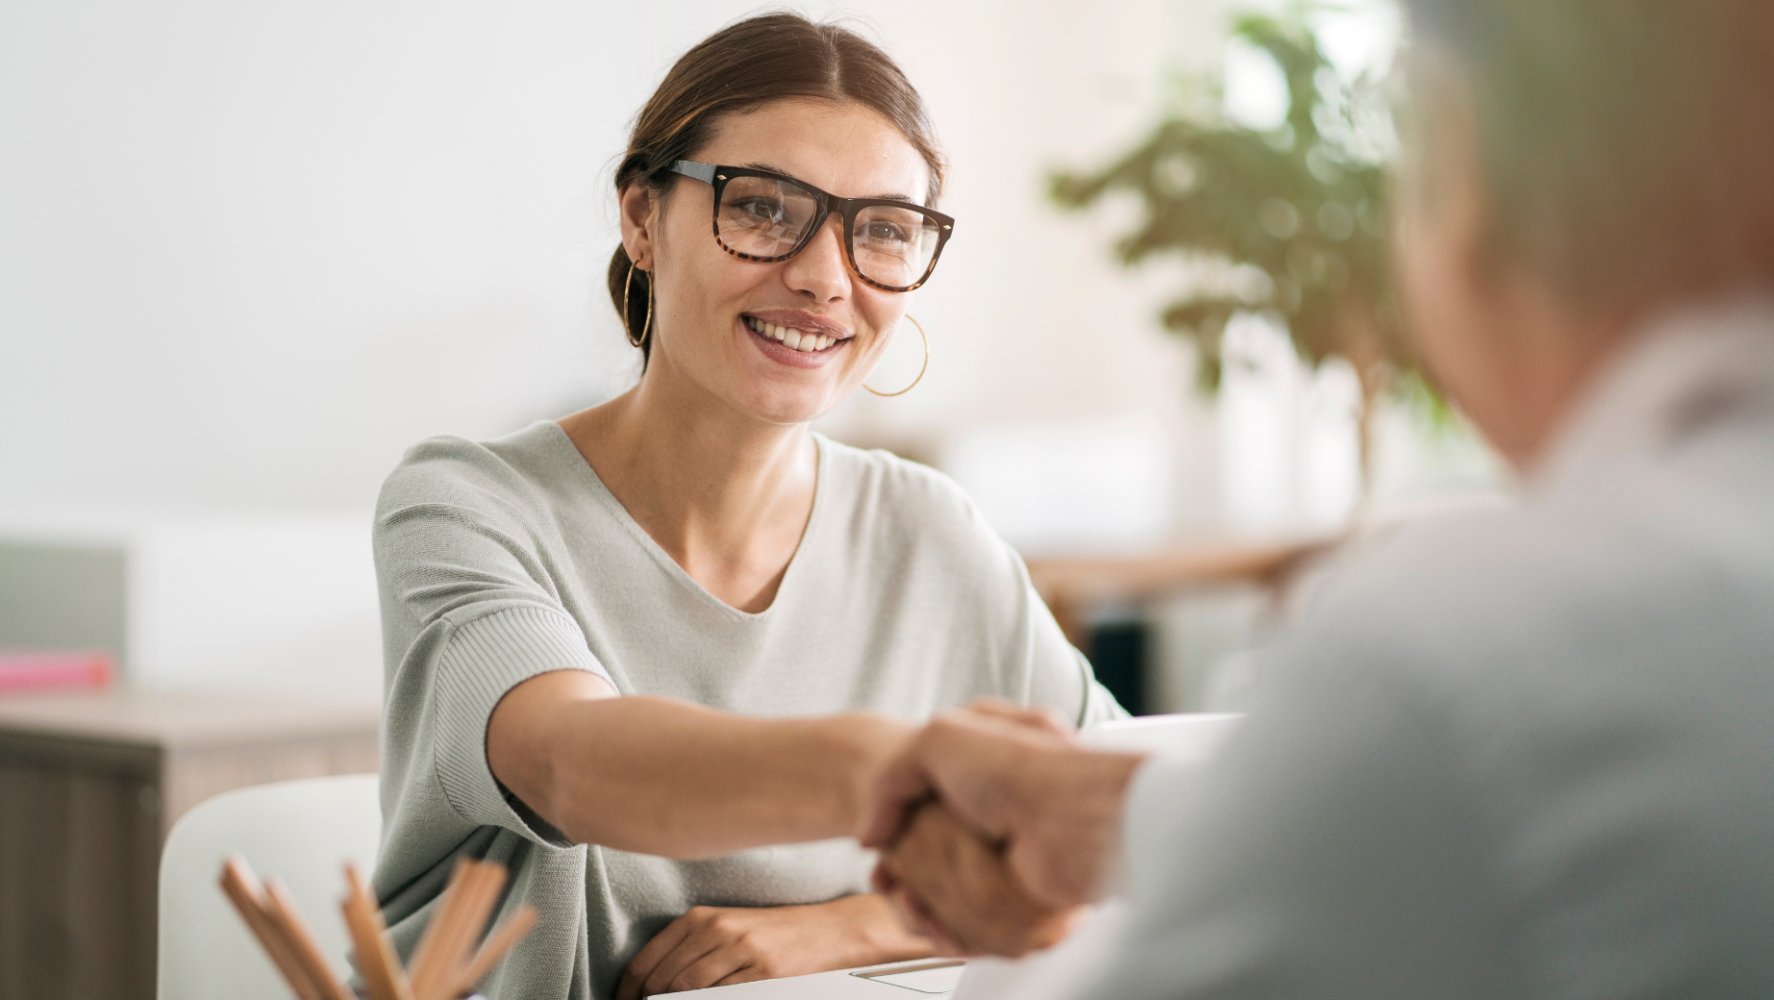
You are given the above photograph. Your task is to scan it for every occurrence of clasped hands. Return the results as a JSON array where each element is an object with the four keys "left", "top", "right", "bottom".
[
  {"left": 857, "top": 702, "right": 1147, "bottom": 958},
  {"left": 615, "top": 704, "right": 1143, "bottom": 998}
]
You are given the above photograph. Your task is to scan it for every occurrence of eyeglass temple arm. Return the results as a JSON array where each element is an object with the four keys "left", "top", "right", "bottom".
[{"left": 669, "top": 160, "right": 718, "bottom": 184}]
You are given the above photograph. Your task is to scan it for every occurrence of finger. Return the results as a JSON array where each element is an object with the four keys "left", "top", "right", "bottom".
[
  {"left": 891, "top": 809, "right": 999, "bottom": 953},
  {"left": 953, "top": 838, "right": 1081, "bottom": 956},
  {"left": 616, "top": 913, "right": 697, "bottom": 1000},
  {"left": 641, "top": 928, "right": 726, "bottom": 1000},
  {"left": 879, "top": 880, "right": 924, "bottom": 939},
  {"left": 710, "top": 967, "right": 766, "bottom": 988},
  {"left": 861, "top": 714, "right": 1012, "bottom": 847},
  {"left": 875, "top": 856, "right": 927, "bottom": 939},
  {"left": 858, "top": 751, "right": 937, "bottom": 848},
  {"left": 870, "top": 859, "right": 899, "bottom": 896},
  {"left": 898, "top": 889, "right": 964, "bottom": 955},
  {"left": 710, "top": 964, "right": 769, "bottom": 987},
  {"left": 655, "top": 944, "right": 746, "bottom": 996},
  {"left": 1006, "top": 834, "right": 1094, "bottom": 911},
  {"left": 964, "top": 700, "right": 1075, "bottom": 740},
  {"left": 883, "top": 882, "right": 947, "bottom": 952},
  {"left": 894, "top": 804, "right": 1074, "bottom": 958}
]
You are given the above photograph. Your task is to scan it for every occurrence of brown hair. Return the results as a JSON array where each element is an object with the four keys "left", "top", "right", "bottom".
[
  {"left": 1401, "top": 0, "right": 1774, "bottom": 314},
  {"left": 607, "top": 13, "right": 946, "bottom": 366}
]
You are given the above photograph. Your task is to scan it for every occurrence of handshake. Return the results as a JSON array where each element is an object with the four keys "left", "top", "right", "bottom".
[{"left": 855, "top": 703, "right": 1148, "bottom": 958}]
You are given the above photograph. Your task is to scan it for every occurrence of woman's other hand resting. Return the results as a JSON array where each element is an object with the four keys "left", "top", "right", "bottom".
[{"left": 614, "top": 893, "right": 934, "bottom": 1000}]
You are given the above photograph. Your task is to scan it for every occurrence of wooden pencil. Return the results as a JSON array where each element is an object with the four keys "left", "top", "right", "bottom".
[
  {"left": 220, "top": 856, "right": 325, "bottom": 1000},
  {"left": 453, "top": 903, "right": 538, "bottom": 996},
  {"left": 441, "top": 863, "right": 508, "bottom": 991},
  {"left": 338, "top": 868, "right": 399, "bottom": 1000},
  {"left": 343, "top": 863, "right": 416, "bottom": 1000},
  {"left": 264, "top": 877, "right": 355, "bottom": 1000},
  {"left": 406, "top": 858, "right": 481, "bottom": 998},
  {"left": 416, "top": 861, "right": 505, "bottom": 999}
]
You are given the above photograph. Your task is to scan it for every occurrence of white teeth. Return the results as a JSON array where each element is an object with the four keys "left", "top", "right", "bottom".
[{"left": 746, "top": 316, "right": 842, "bottom": 353}]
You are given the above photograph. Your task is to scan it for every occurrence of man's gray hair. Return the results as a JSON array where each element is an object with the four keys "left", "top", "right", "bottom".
[{"left": 1401, "top": 0, "right": 1774, "bottom": 312}]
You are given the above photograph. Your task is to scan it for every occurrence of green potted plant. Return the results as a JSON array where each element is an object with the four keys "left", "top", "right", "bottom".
[{"left": 1051, "top": 5, "right": 1424, "bottom": 497}]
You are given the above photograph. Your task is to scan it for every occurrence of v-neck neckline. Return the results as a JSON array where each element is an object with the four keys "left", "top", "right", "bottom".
[{"left": 541, "top": 421, "right": 829, "bottom": 622}]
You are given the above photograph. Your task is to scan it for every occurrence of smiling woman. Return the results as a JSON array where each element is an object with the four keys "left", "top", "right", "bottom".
[
  {"left": 364, "top": 13, "right": 1125, "bottom": 1000},
  {"left": 610, "top": 97, "right": 941, "bottom": 426}
]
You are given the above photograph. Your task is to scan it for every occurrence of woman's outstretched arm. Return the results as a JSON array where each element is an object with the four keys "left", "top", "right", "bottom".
[{"left": 487, "top": 669, "right": 914, "bottom": 858}]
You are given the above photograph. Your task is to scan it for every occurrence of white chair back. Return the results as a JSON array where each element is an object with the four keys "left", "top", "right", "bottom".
[{"left": 157, "top": 773, "right": 381, "bottom": 999}]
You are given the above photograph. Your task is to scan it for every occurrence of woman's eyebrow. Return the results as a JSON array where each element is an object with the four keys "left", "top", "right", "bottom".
[{"left": 738, "top": 161, "right": 920, "bottom": 204}]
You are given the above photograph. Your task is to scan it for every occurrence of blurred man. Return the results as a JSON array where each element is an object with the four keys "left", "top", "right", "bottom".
[{"left": 860, "top": 2, "right": 1774, "bottom": 996}]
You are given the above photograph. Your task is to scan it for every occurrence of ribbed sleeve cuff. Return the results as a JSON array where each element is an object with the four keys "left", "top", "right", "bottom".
[{"left": 432, "top": 604, "right": 612, "bottom": 846}]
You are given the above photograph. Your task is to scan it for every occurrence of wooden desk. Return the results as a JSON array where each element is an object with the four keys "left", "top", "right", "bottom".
[
  {"left": 1027, "top": 536, "right": 1337, "bottom": 646},
  {"left": 0, "top": 686, "right": 380, "bottom": 1000}
]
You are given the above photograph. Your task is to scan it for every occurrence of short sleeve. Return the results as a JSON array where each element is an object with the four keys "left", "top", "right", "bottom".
[
  {"left": 1018, "top": 579, "right": 1129, "bottom": 730},
  {"left": 374, "top": 452, "right": 614, "bottom": 846},
  {"left": 428, "top": 607, "right": 603, "bottom": 844},
  {"left": 948, "top": 486, "right": 1130, "bottom": 729}
]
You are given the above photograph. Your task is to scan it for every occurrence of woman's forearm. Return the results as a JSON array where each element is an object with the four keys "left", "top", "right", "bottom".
[{"left": 540, "top": 694, "right": 913, "bottom": 857}]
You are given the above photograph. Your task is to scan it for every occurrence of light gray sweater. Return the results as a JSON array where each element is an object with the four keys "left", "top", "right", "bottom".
[{"left": 368, "top": 420, "right": 1125, "bottom": 1000}]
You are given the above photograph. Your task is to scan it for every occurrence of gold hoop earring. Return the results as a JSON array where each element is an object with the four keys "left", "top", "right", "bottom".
[
  {"left": 864, "top": 314, "right": 930, "bottom": 397},
  {"left": 623, "top": 263, "right": 653, "bottom": 349}
]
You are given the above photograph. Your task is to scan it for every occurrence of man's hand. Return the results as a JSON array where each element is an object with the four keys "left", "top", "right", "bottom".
[
  {"left": 614, "top": 894, "right": 931, "bottom": 1000},
  {"left": 874, "top": 800, "right": 1084, "bottom": 957},
  {"left": 858, "top": 701, "right": 1146, "bottom": 910}
]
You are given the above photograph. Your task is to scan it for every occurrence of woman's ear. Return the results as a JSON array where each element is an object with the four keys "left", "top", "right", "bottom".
[{"left": 619, "top": 183, "right": 658, "bottom": 271}]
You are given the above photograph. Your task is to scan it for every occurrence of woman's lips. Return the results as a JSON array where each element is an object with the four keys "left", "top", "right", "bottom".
[
  {"left": 743, "top": 309, "right": 853, "bottom": 341},
  {"left": 740, "top": 315, "right": 847, "bottom": 369}
]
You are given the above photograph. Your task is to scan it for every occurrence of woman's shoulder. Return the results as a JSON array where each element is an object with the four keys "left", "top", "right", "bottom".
[
  {"left": 376, "top": 421, "right": 571, "bottom": 524},
  {"left": 817, "top": 434, "right": 986, "bottom": 536}
]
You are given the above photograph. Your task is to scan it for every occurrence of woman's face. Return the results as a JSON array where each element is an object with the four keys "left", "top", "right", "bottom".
[{"left": 621, "top": 99, "right": 933, "bottom": 427}]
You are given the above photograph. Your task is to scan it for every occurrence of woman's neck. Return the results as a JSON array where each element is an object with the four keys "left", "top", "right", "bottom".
[{"left": 558, "top": 368, "right": 818, "bottom": 583}]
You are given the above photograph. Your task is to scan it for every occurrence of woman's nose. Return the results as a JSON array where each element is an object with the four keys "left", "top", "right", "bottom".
[{"left": 781, "top": 215, "right": 851, "bottom": 302}]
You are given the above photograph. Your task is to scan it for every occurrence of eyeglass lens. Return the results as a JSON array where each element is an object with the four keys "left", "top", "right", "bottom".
[{"left": 715, "top": 175, "right": 942, "bottom": 289}]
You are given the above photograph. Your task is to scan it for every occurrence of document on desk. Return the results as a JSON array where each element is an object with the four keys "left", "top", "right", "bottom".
[
  {"left": 658, "top": 958, "right": 963, "bottom": 997},
  {"left": 851, "top": 959, "right": 966, "bottom": 993}
]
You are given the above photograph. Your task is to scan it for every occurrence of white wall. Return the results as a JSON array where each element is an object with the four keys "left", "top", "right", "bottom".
[
  {"left": 1, "top": 0, "right": 1225, "bottom": 524},
  {"left": 4, "top": 0, "right": 1497, "bottom": 700}
]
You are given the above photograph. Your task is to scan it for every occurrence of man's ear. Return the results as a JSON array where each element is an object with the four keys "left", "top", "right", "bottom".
[
  {"left": 1407, "top": 51, "right": 1499, "bottom": 294},
  {"left": 619, "top": 183, "right": 658, "bottom": 271}
]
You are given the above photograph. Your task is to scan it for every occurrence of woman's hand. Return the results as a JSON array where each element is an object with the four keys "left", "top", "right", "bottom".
[
  {"left": 860, "top": 700, "right": 1136, "bottom": 913},
  {"left": 873, "top": 800, "right": 1085, "bottom": 957},
  {"left": 614, "top": 893, "right": 934, "bottom": 1000}
]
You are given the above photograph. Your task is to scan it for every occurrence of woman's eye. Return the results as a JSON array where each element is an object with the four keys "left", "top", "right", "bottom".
[
  {"left": 862, "top": 221, "right": 910, "bottom": 244},
  {"left": 737, "top": 198, "right": 785, "bottom": 222}
]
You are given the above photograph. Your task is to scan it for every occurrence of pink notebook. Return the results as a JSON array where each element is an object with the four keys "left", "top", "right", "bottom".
[{"left": 0, "top": 651, "right": 115, "bottom": 691}]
